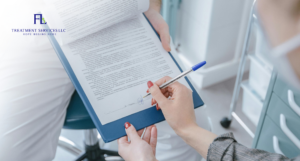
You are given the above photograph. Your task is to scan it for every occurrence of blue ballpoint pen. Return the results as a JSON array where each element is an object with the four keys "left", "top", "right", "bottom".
[{"left": 143, "top": 61, "right": 206, "bottom": 98}]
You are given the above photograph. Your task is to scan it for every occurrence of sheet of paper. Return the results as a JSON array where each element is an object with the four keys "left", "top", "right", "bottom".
[
  {"left": 43, "top": 0, "right": 149, "bottom": 45},
  {"left": 61, "top": 14, "right": 191, "bottom": 125}
]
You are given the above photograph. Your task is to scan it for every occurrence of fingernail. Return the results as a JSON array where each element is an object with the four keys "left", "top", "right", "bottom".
[
  {"left": 124, "top": 122, "right": 131, "bottom": 129},
  {"left": 147, "top": 89, "right": 149, "bottom": 93},
  {"left": 147, "top": 81, "right": 154, "bottom": 88}
]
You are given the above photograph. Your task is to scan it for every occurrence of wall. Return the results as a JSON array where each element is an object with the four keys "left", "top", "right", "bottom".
[{"left": 174, "top": 0, "right": 254, "bottom": 88}]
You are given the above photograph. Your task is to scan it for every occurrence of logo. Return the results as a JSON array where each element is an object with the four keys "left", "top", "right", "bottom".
[
  {"left": 11, "top": 14, "right": 65, "bottom": 36},
  {"left": 34, "top": 14, "right": 47, "bottom": 24}
]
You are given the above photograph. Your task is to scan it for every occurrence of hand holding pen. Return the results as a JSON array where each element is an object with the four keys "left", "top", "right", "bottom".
[
  {"left": 146, "top": 62, "right": 207, "bottom": 134},
  {"left": 145, "top": 61, "right": 206, "bottom": 111},
  {"left": 144, "top": 61, "right": 206, "bottom": 98}
]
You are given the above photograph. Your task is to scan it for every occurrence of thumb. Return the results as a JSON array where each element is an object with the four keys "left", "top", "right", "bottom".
[
  {"left": 160, "top": 27, "right": 171, "bottom": 52},
  {"left": 149, "top": 84, "right": 169, "bottom": 106},
  {"left": 124, "top": 122, "right": 141, "bottom": 142},
  {"left": 155, "top": 21, "right": 170, "bottom": 52}
]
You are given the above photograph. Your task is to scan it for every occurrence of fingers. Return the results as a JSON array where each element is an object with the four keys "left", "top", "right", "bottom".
[
  {"left": 117, "top": 135, "right": 129, "bottom": 156},
  {"left": 154, "top": 76, "right": 172, "bottom": 86},
  {"left": 150, "top": 125, "right": 157, "bottom": 156},
  {"left": 156, "top": 104, "right": 161, "bottom": 111},
  {"left": 152, "top": 91, "right": 173, "bottom": 106},
  {"left": 147, "top": 76, "right": 175, "bottom": 96},
  {"left": 159, "top": 24, "right": 171, "bottom": 52},
  {"left": 151, "top": 98, "right": 155, "bottom": 106},
  {"left": 118, "top": 136, "right": 129, "bottom": 145},
  {"left": 164, "top": 92, "right": 170, "bottom": 98},
  {"left": 154, "top": 16, "right": 170, "bottom": 52},
  {"left": 142, "top": 126, "right": 153, "bottom": 144},
  {"left": 153, "top": 76, "right": 181, "bottom": 94},
  {"left": 124, "top": 122, "right": 141, "bottom": 142},
  {"left": 149, "top": 83, "right": 169, "bottom": 107},
  {"left": 144, "top": 9, "right": 170, "bottom": 52},
  {"left": 136, "top": 126, "right": 154, "bottom": 144},
  {"left": 149, "top": 14, "right": 170, "bottom": 52},
  {"left": 137, "top": 128, "right": 145, "bottom": 137},
  {"left": 148, "top": 76, "right": 183, "bottom": 108}
]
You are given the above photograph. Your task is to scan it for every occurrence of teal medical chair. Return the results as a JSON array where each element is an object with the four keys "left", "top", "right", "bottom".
[{"left": 57, "top": 91, "right": 123, "bottom": 161}]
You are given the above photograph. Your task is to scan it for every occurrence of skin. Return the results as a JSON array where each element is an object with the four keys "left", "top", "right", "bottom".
[
  {"left": 149, "top": 76, "right": 217, "bottom": 158},
  {"left": 257, "top": 0, "right": 300, "bottom": 78},
  {"left": 118, "top": 0, "right": 300, "bottom": 160},
  {"left": 117, "top": 1, "right": 169, "bottom": 161},
  {"left": 118, "top": 125, "right": 158, "bottom": 161},
  {"left": 144, "top": 0, "right": 171, "bottom": 52}
]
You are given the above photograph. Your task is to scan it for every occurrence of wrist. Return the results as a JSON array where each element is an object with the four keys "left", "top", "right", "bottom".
[
  {"left": 145, "top": 8, "right": 159, "bottom": 17},
  {"left": 175, "top": 123, "right": 200, "bottom": 140},
  {"left": 179, "top": 126, "right": 217, "bottom": 159}
]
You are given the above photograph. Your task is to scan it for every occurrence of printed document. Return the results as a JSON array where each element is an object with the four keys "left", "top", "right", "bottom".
[{"left": 43, "top": 0, "right": 190, "bottom": 125}]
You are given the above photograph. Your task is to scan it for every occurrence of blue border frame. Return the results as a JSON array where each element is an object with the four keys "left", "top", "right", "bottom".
[{"left": 44, "top": 14, "right": 204, "bottom": 143}]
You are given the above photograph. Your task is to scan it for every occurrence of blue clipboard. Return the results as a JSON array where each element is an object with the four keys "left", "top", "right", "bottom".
[{"left": 44, "top": 14, "right": 204, "bottom": 143}]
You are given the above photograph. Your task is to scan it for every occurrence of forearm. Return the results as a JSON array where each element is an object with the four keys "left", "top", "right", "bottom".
[
  {"left": 180, "top": 129, "right": 296, "bottom": 161},
  {"left": 177, "top": 125, "right": 217, "bottom": 159},
  {"left": 146, "top": 0, "right": 161, "bottom": 13}
]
